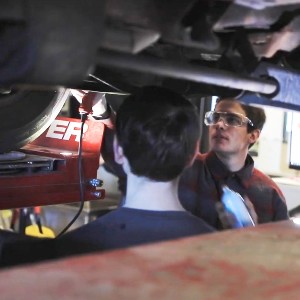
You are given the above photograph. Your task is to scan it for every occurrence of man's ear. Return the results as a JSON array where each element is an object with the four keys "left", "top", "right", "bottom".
[
  {"left": 248, "top": 129, "right": 261, "bottom": 145},
  {"left": 113, "top": 136, "right": 124, "bottom": 165}
]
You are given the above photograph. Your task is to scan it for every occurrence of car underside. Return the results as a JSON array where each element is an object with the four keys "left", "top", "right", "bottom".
[{"left": 2, "top": 0, "right": 300, "bottom": 151}]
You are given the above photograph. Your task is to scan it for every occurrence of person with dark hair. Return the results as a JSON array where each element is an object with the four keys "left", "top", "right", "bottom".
[
  {"left": 97, "top": 94, "right": 288, "bottom": 230},
  {"left": 179, "top": 97, "right": 289, "bottom": 229},
  {"left": 56, "top": 86, "right": 214, "bottom": 255},
  {"left": 0, "top": 87, "right": 215, "bottom": 267},
  {"left": 69, "top": 90, "right": 288, "bottom": 234}
]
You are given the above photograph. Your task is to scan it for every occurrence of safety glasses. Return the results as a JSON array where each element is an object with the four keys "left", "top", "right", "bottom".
[{"left": 204, "top": 111, "right": 254, "bottom": 127}]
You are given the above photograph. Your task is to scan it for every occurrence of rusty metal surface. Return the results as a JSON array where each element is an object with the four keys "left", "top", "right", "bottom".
[{"left": 0, "top": 220, "right": 299, "bottom": 299}]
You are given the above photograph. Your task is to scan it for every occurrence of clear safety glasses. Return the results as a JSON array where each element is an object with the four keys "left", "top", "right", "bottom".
[{"left": 204, "top": 111, "right": 254, "bottom": 127}]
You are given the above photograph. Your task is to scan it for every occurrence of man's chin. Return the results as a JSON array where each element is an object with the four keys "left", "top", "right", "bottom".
[{"left": 211, "top": 144, "right": 229, "bottom": 153}]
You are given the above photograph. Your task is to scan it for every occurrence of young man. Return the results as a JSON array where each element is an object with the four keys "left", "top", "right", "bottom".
[
  {"left": 56, "top": 86, "right": 214, "bottom": 255},
  {"left": 0, "top": 86, "right": 214, "bottom": 267},
  {"left": 179, "top": 98, "right": 289, "bottom": 229}
]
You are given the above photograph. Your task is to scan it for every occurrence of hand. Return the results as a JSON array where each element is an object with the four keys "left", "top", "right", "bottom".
[
  {"left": 70, "top": 89, "right": 108, "bottom": 118},
  {"left": 89, "top": 93, "right": 107, "bottom": 117},
  {"left": 70, "top": 89, "right": 86, "bottom": 103},
  {"left": 216, "top": 194, "right": 258, "bottom": 229},
  {"left": 215, "top": 202, "right": 238, "bottom": 230}
]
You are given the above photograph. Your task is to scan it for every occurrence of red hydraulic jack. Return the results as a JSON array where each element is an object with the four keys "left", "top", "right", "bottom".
[{"left": 0, "top": 114, "right": 106, "bottom": 210}]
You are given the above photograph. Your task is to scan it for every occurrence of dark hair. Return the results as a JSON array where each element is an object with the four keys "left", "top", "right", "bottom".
[
  {"left": 115, "top": 86, "right": 200, "bottom": 181},
  {"left": 216, "top": 98, "right": 266, "bottom": 132}
]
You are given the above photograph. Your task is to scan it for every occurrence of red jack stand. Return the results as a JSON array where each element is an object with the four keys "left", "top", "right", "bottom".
[{"left": 0, "top": 116, "right": 106, "bottom": 210}]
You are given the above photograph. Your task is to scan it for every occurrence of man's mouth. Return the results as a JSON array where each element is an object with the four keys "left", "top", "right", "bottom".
[{"left": 213, "top": 134, "right": 228, "bottom": 141}]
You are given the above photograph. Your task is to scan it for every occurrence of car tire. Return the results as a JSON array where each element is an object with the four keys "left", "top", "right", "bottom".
[{"left": 0, "top": 88, "right": 70, "bottom": 152}]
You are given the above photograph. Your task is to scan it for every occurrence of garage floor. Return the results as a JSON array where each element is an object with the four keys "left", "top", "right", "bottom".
[
  {"left": 0, "top": 198, "right": 120, "bottom": 238},
  {"left": 0, "top": 161, "right": 123, "bottom": 237}
]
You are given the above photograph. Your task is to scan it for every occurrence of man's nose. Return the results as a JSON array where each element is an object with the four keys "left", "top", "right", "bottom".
[{"left": 215, "top": 117, "right": 226, "bottom": 128}]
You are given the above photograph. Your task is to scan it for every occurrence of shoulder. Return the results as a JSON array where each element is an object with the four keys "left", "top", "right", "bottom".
[
  {"left": 251, "top": 168, "right": 285, "bottom": 199},
  {"left": 252, "top": 167, "right": 277, "bottom": 185},
  {"left": 178, "top": 211, "right": 216, "bottom": 233}
]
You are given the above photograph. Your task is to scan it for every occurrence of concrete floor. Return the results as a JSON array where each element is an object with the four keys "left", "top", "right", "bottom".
[{"left": 0, "top": 198, "right": 120, "bottom": 237}]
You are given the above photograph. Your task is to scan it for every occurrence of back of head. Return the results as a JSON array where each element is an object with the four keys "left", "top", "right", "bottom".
[{"left": 116, "top": 86, "right": 200, "bottom": 181}]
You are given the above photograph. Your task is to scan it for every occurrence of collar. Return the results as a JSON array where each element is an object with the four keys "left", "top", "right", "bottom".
[{"left": 205, "top": 151, "right": 254, "bottom": 182}]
